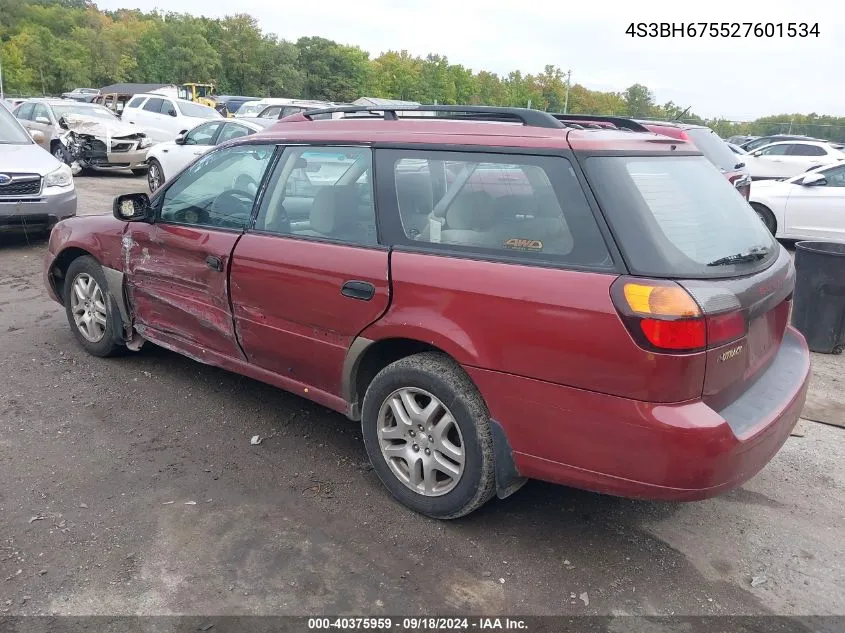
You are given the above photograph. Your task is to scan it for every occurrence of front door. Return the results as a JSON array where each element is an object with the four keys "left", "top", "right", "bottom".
[
  {"left": 785, "top": 164, "right": 845, "bottom": 241},
  {"left": 124, "top": 143, "right": 276, "bottom": 359},
  {"left": 229, "top": 145, "right": 389, "bottom": 398}
]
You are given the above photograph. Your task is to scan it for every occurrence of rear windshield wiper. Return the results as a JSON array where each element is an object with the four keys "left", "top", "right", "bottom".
[{"left": 707, "top": 245, "right": 770, "bottom": 267}]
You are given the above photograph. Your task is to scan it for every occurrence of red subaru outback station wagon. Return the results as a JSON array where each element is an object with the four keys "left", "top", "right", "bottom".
[{"left": 44, "top": 105, "right": 811, "bottom": 519}]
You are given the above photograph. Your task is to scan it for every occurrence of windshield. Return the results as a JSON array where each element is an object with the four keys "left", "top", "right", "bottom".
[
  {"left": 177, "top": 101, "right": 222, "bottom": 118},
  {"left": 585, "top": 155, "right": 777, "bottom": 278},
  {"left": 686, "top": 128, "right": 743, "bottom": 171},
  {"left": 0, "top": 104, "right": 32, "bottom": 144},
  {"left": 53, "top": 104, "right": 118, "bottom": 121}
]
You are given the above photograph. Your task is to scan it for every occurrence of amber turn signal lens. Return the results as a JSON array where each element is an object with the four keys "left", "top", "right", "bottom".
[{"left": 622, "top": 283, "right": 701, "bottom": 318}]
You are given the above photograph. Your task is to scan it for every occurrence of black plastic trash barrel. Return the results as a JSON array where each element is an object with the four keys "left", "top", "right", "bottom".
[{"left": 791, "top": 241, "right": 845, "bottom": 354}]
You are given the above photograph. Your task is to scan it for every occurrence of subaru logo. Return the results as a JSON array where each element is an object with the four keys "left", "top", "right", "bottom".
[{"left": 0, "top": 174, "right": 11, "bottom": 186}]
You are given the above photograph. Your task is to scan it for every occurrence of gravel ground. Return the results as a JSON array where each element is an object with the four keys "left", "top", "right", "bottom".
[{"left": 0, "top": 174, "right": 843, "bottom": 618}]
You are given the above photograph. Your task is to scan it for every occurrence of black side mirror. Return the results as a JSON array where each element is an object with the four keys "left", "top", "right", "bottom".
[
  {"left": 168, "top": 109, "right": 178, "bottom": 118},
  {"left": 58, "top": 117, "right": 69, "bottom": 130},
  {"left": 113, "top": 193, "right": 152, "bottom": 222}
]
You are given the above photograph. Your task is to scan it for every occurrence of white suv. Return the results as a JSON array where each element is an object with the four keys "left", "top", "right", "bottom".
[{"left": 121, "top": 94, "right": 222, "bottom": 143}]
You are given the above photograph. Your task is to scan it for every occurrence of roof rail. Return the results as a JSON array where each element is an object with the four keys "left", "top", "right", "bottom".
[
  {"left": 301, "top": 105, "right": 566, "bottom": 129},
  {"left": 549, "top": 113, "right": 650, "bottom": 132}
]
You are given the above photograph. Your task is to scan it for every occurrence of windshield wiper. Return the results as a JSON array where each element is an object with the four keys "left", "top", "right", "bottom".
[{"left": 707, "top": 245, "right": 771, "bottom": 267}]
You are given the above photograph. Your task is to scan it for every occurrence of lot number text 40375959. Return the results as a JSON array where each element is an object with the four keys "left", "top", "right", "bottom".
[{"left": 625, "top": 22, "right": 820, "bottom": 38}]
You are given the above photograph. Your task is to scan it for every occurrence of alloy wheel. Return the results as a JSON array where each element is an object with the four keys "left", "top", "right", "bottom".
[
  {"left": 69, "top": 273, "right": 107, "bottom": 343},
  {"left": 376, "top": 387, "right": 465, "bottom": 496}
]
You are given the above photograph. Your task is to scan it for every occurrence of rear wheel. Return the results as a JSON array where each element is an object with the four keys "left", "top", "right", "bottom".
[
  {"left": 361, "top": 352, "right": 496, "bottom": 519},
  {"left": 751, "top": 203, "right": 777, "bottom": 235},
  {"left": 63, "top": 256, "right": 121, "bottom": 357},
  {"left": 147, "top": 158, "right": 164, "bottom": 192}
]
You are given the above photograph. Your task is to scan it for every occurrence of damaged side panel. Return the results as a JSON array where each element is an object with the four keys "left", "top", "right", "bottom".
[{"left": 121, "top": 223, "right": 245, "bottom": 361}]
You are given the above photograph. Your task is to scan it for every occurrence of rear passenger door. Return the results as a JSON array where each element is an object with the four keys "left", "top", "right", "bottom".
[{"left": 229, "top": 145, "right": 389, "bottom": 400}]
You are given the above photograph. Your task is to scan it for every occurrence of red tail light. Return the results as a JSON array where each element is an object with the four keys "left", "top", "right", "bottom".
[{"left": 611, "top": 278, "right": 747, "bottom": 353}]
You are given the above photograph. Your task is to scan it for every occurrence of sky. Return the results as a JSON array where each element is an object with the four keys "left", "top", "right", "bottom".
[{"left": 97, "top": 0, "right": 843, "bottom": 121}]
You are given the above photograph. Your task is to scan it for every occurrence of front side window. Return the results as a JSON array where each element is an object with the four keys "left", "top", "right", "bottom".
[
  {"left": 818, "top": 165, "right": 845, "bottom": 187},
  {"left": 32, "top": 104, "right": 51, "bottom": 122},
  {"left": 184, "top": 122, "right": 222, "bottom": 146},
  {"left": 256, "top": 146, "right": 377, "bottom": 246},
  {"left": 143, "top": 98, "right": 165, "bottom": 113},
  {"left": 161, "top": 100, "right": 178, "bottom": 117},
  {"left": 217, "top": 123, "right": 252, "bottom": 143},
  {"left": 757, "top": 144, "right": 790, "bottom": 156},
  {"left": 159, "top": 144, "right": 275, "bottom": 230},
  {"left": 384, "top": 150, "right": 611, "bottom": 268}
]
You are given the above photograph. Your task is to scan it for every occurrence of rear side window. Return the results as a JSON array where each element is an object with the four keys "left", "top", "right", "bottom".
[
  {"left": 585, "top": 155, "right": 777, "bottom": 278},
  {"left": 142, "top": 98, "right": 165, "bottom": 113},
  {"left": 788, "top": 144, "right": 826, "bottom": 156},
  {"left": 15, "top": 102, "right": 34, "bottom": 120},
  {"left": 127, "top": 96, "right": 145, "bottom": 108},
  {"left": 382, "top": 150, "right": 612, "bottom": 269}
]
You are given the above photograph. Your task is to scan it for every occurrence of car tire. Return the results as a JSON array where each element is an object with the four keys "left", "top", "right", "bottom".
[
  {"left": 751, "top": 203, "right": 777, "bottom": 235},
  {"left": 131, "top": 167, "right": 148, "bottom": 177},
  {"left": 361, "top": 352, "right": 496, "bottom": 519},
  {"left": 147, "top": 159, "right": 164, "bottom": 192},
  {"left": 63, "top": 256, "right": 122, "bottom": 358}
]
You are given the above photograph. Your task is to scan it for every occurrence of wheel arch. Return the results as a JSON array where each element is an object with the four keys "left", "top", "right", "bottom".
[
  {"left": 49, "top": 246, "right": 95, "bottom": 304},
  {"left": 750, "top": 201, "right": 779, "bottom": 235},
  {"left": 343, "top": 336, "right": 526, "bottom": 500},
  {"left": 51, "top": 248, "right": 134, "bottom": 345}
]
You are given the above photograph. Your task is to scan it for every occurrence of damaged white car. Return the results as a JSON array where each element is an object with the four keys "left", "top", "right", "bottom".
[{"left": 14, "top": 99, "right": 151, "bottom": 176}]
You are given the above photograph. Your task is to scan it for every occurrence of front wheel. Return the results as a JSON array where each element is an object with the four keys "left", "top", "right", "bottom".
[
  {"left": 147, "top": 158, "right": 164, "bottom": 192},
  {"left": 63, "top": 256, "right": 122, "bottom": 357},
  {"left": 751, "top": 203, "right": 777, "bottom": 235},
  {"left": 361, "top": 352, "right": 496, "bottom": 519}
]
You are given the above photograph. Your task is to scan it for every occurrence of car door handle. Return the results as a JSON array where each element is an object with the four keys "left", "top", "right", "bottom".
[
  {"left": 341, "top": 280, "right": 375, "bottom": 301},
  {"left": 206, "top": 255, "right": 223, "bottom": 272}
]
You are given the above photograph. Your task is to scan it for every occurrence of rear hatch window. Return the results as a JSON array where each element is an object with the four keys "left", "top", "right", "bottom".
[{"left": 584, "top": 155, "right": 777, "bottom": 279}]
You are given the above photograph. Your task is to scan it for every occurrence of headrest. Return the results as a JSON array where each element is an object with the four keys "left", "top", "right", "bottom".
[
  {"left": 446, "top": 191, "right": 495, "bottom": 230},
  {"left": 310, "top": 185, "right": 361, "bottom": 235}
]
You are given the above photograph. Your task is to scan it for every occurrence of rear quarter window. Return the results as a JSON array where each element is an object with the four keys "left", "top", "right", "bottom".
[{"left": 127, "top": 96, "right": 146, "bottom": 108}]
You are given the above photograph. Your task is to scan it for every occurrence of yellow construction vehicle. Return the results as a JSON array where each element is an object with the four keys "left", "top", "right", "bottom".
[{"left": 178, "top": 83, "right": 230, "bottom": 116}]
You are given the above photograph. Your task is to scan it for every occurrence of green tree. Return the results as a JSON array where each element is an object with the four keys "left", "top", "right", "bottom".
[
  {"left": 297, "top": 36, "right": 370, "bottom": 102},
  {"left": 622, "top": 83, "right": 655, "bottom": 117}
]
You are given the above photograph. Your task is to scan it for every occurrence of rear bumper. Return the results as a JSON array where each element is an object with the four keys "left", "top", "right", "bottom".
[
  {"left": 0, "top": 189, "right": 77, "bottom": 233},
  {"left": 466, "top": 326, "right": 811, "bottom": 500}
]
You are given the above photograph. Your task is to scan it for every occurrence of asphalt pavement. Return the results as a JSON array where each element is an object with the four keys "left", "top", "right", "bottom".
[{"left": 0, "top": 173, "right": 843, "bottom": 619}]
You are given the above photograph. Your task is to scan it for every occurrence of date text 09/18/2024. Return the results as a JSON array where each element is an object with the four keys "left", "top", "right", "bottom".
[
  {"left": 626, "top": 22, "right": 820, "bottom": 38},
  {"left": 307, "top": 617, "right": 528, "bottom": 630}
]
